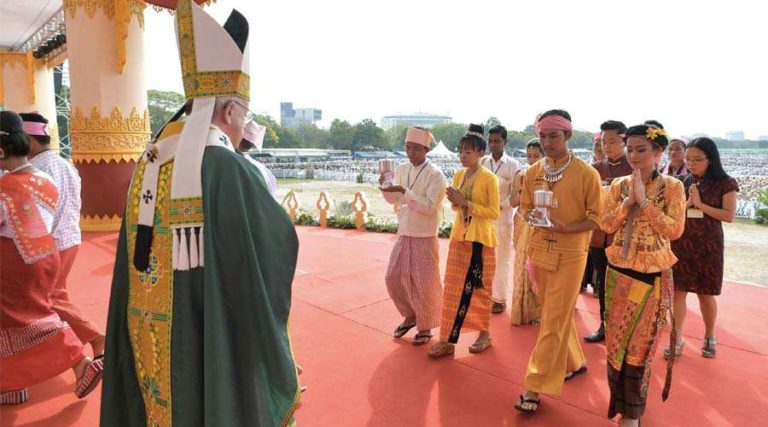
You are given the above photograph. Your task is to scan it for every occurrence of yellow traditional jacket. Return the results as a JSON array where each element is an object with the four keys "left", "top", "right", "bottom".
[
  {"left": 602, "top": 174, "right": 686, "bottom": 273},
  {"left": 520, "top": 155, "right": 603, "bottom": 257},
  {"left": 450, "top": 166, "right": 500, "bottom": 247}
]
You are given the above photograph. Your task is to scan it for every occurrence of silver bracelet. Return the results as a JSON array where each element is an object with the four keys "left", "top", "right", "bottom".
[{"left": 639, "top": 197, "right": 651, "bottom": 210}]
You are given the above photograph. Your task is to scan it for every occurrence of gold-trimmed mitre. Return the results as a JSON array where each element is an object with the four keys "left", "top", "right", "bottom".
[{"left": 175, "top": 0, "right": 250, "bottom": 101}]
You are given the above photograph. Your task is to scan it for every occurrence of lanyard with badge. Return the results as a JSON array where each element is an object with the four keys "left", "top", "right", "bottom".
[{"left": 401, "top": 160, "right": 429, "bottom": 211}]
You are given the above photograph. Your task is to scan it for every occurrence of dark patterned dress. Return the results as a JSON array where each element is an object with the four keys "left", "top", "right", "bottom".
[{"left": 671, "top": 175, "right": 739, "bottom": 295}]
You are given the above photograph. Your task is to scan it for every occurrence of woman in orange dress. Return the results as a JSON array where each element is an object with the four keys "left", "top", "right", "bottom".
[
  {"left": 0, "top": 111, "right": 103, "bottom": 405},
  {"left": 428, "top": 124, "right": 500, "bottom": 358}
]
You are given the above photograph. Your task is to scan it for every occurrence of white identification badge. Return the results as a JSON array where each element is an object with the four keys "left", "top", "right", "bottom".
[{"left": 687, "top": 208, "right": 704, "bottom": 219}]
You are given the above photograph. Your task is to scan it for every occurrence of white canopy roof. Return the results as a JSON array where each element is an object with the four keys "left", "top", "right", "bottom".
[
  {"left": 427, "top": 140, "right": 456, "bottom": 158},
  {"left": 0, "top": 1, "right": 61, "bottom": 49}
]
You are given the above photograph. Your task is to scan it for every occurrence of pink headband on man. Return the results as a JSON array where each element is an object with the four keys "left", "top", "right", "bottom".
[
  {"left": 535, "top": 114, "right": 573, "bottom": 135},
  {"left": 22, "top": 121, "right": 49, "bottom": 137}
]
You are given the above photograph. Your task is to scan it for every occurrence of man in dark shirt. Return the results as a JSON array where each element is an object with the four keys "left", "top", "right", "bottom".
[{"left": 584, "top": 120, "right": 633, "bottom": 343}]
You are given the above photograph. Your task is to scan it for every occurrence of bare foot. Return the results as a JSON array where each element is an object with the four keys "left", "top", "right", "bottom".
[{"left": 90, "top": 336, "right": 105, "bottom": 358}]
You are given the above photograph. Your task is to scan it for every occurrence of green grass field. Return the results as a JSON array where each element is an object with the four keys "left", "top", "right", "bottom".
[{"left": 277, "top": 179, "right": 768, "bottom": 286}]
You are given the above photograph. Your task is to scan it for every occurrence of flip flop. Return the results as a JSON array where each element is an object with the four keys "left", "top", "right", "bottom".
[
  {"left": 564, "top": 365, "right": 587, "bottom": 381},
  {"left": 412, "top": 332, "right": 433, "bottom": 346},
  {"left": 393, "top": 321, "right": 416, "bottom": 338},
  {"left": 514, "top": 394, "right": 541, "bottom": 414},
  {"left": 469, "top": 337, "right": 493, "bottom": 354},
  {"left": 75, "top": 355, "right": 104, "bottom": 399}
]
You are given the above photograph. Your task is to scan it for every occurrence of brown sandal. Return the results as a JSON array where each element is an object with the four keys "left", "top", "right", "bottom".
[
  {"left": 469, "top": 337, "right": 492, "bottom": 353},
  {"left": 427, "top": 342, "right": 455, "bottom": 358}
]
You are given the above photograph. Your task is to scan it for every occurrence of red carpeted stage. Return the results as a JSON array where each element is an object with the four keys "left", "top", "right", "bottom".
[{"left": 2, "top": 227, "right": 767, "bottom": 426}]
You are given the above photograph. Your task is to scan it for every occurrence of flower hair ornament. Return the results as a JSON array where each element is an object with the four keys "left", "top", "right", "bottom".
[{"left": 646, "top": 126, "right": 668, "bottom": 141}]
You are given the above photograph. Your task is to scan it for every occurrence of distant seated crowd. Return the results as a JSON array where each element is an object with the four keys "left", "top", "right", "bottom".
[{"left": 260, "top": 150, "right": 766, "bottom": 204}]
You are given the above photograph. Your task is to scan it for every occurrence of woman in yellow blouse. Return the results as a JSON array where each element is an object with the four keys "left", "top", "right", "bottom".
[
  {"left": 601, "top": 124, "right": 686, "bottom": 427},
  {"left": 428, "top": 124, "right": 500, "bottom": 358}
]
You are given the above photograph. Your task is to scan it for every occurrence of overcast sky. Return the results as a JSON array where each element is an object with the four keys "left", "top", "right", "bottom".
[{"left": 142, "top": 0, "right": 768, "bottom": 139}]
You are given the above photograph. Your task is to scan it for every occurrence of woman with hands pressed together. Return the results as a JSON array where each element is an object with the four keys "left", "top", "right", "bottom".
[
  {"left": 427, "top": 124, "right": 500, "bottom": 358},
  {"left": 600, "top": 124, "right": 686, "bottom": 427},
  {"left": 668, "top": 138, "right": 738, "bottom": 360}
]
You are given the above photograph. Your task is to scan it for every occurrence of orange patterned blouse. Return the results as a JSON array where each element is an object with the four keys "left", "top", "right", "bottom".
[{"left": 602, "top": 174, "right": 686, "bottom": 273}]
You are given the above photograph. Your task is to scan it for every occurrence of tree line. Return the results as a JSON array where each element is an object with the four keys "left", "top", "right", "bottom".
[{"left": 141, "top": 90, "right": 768, "bottom": 152}]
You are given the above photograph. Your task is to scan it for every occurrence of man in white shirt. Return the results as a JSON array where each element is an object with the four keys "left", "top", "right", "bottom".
[
  {"left": 480, "top": 125, "right": 520, "bottom": 314},
  {"left": 380, "top": 127, "right": 447, "bottom": 346},
  {"left": 22, "top": 112, "right": 104, "bottom": 358}
]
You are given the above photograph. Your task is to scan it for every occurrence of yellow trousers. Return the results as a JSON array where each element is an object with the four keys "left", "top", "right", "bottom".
[{"left": 523, "top": 251, "right": 587, "bottom": 396}]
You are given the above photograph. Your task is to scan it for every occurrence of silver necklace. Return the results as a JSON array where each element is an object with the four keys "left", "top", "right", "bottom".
[{"left": 544, "top": 154, "right": 573, "bottom": 184}]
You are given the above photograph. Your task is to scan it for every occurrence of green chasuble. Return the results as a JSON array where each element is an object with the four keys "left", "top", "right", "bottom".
[{"left": 101, "top": 143, "right": 300, "bottom": 427}]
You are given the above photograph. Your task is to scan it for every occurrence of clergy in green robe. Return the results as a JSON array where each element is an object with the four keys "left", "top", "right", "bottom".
[
  {"left": 100, "top": 121, "right": 300, "bottom": 427},
  {"left": 100, "top": 2, "right": 300, "bottom": 426}
]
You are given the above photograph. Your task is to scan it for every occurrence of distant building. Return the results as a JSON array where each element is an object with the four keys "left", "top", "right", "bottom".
[
  {"left": 758, "top": 135, "right": 768, "bottom": 141},
  {"left": 725, "top": 131, "right": 745, "bottom": 141},
  {"left": 381, "top": 113, "right": 451, "bottom": 130},
  {"left": 281, "top": 102, "right": 322, "bottom": 128}
]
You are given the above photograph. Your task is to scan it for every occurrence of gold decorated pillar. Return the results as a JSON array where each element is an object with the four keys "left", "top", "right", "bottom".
[
  {"left": 64, "top": 0, "right": 150, "bottom": 231},
  {"left": 0, "top": 51, "right": 61, "bottom": 150}
]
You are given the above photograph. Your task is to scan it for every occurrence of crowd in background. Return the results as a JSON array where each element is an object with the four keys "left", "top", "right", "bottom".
[{"left": 258, "top": 150, "right": 767, "bottom": 216}]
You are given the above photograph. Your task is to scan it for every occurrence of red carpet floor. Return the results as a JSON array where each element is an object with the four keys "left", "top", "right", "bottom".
[{"left": 2, "top": 227, "right": 767, "bottom": 426}]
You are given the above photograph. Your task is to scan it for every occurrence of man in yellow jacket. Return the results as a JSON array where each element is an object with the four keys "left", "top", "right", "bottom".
[{"left": 515, "top": 110, "right": 603, "bottom": 414}]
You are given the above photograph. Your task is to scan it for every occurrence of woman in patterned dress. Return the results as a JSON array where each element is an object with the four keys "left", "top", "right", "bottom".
[
  {"left": 428, "top": 124, "right": 500, "bottom": 358},
  {"left": 600, "top": 124, "right": 686, "bottom": 427},
  {"left": 668, "top": 138, "right": 738, "bottom": 359}
]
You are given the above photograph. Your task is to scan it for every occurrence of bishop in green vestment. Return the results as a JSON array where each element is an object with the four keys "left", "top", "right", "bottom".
[{"left": 100, "top": 2, "right": 300, "bottom": 426}]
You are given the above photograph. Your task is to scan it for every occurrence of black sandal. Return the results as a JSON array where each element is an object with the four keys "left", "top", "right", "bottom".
[
  {"left": 564, "top": 365, "right": 587, "bottom": 381},
  {"left": 514, "top": 394, "right": 540, "bottom": 414},
  {"left": 412, "top": 331, "right": 432, "bottom": 346},
  {"left": 393, "top": 321, "right": 416, "bottom": 338}
]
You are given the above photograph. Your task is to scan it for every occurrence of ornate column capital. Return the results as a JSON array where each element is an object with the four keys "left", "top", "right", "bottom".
[{"left": 70, "top": 106, "right": 151, "bottom": 164}]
